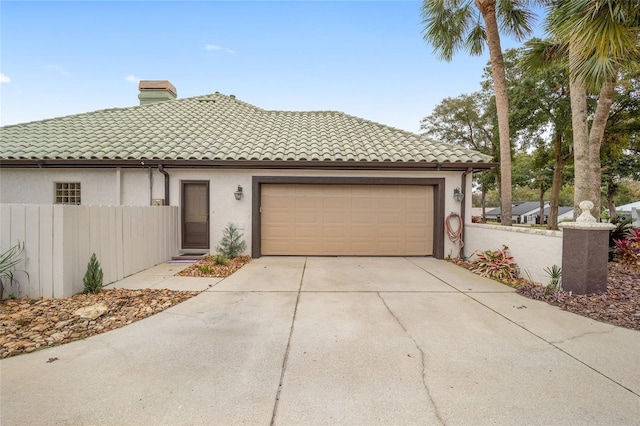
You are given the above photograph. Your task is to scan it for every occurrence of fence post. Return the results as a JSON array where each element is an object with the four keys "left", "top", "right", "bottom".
[{"left": 559, "top": 201, "right": 615, "bottom": 294}]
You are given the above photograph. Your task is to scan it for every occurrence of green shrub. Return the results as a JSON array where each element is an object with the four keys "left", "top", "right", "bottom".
[
  {"left": 213, "top": 255, "right": 227, "bottom": 265},
  {"left": 470, "top": 245, "right": 520, "bottom": 281},
  {"left": 216, "top": 223, "right": 246, "bottom": 259},
  {"left": 199, "top": 265, "right": 215, "bottom": 274},
  {"left": 83, "top": 253, "right": 104, "bottom": 294}
]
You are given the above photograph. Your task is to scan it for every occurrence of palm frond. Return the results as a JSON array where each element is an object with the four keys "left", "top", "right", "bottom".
[
  {"left": 497, "top": 0, "right": 536, "bottom": 41},
  {"left": 465, "top": 21, "right": 487, "bottom": 56},
  {"left": 421, "top": 0, "right": 474, "bottom": 61},
  {"left": 521, "top": 38, "right": 568, "bottom": 72},
  {"left": 549, "top": 0, "right": 640, "bottom": 87}
]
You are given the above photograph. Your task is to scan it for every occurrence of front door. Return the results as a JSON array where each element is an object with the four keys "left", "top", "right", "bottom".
[{"left": 182, "top": 181, "right": 209, "bottom": 249}]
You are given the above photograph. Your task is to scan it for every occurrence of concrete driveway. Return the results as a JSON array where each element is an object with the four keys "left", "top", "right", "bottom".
[{"left": 2, "top": 257, "right": 639, "bottom": 425}]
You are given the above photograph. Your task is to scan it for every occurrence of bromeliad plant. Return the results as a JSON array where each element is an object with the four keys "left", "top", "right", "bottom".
[
  {"left": 612, "top": 228, "right": 639, "bottom": 270},
  {"left": 470, "top": 245, "right": 520, "bottom": 282}
]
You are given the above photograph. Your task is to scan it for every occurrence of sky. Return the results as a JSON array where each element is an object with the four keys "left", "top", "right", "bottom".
[{"left": 0, "top": 1, "right": 545, "bottom": 133}]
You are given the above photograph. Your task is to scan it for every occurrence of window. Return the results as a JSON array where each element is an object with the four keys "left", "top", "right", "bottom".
[{"left": 55, "top": 182, "right": 81, "bottom": 205}]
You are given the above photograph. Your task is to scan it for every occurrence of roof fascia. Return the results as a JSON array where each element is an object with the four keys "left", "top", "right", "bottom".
[{"left": 0, "top": 159, "right": 497, "bottom": 171}]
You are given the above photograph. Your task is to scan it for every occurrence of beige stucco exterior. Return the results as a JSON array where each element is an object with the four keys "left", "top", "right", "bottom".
[{"left": 0, "top": 167, "right": 472, "bottom": 257}]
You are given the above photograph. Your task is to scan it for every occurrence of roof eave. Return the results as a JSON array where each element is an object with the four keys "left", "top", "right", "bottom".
[{"left": 0, "top": 159, "right": 498, "bottom": 171}]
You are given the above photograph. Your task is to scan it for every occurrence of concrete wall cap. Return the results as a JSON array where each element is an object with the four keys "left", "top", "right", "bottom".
[{"left": 558, "top": 222, "right": 615, "bottom": 230}]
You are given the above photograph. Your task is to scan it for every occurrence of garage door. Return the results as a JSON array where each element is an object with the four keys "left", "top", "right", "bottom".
[{"left": 261, "top": 184, "right": 434, "bottom": 255}]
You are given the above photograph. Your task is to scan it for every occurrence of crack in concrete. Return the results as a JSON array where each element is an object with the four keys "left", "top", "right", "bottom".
[
  {"left": 377, "top": 292, "right": 446, "bottom": 426},
  {"left": 549, "top": 328, "right": 616, "bottom": 345},
  {"left": 405, "top": 257, "right": 640, "bottom": 399},
  {"left": 270, "top": 257, "right": 307, "bottom": 426}
]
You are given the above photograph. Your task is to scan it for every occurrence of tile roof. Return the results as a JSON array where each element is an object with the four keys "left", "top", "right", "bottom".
[{"left": 0, "top": 92, "right": 493, "bottom": 165}]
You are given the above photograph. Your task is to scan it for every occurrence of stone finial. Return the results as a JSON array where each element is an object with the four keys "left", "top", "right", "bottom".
[{"left": 576, "top": 200, "right": 597, "bottom": 223}]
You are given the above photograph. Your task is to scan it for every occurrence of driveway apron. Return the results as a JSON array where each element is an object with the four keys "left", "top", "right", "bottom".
[{"left": 1, "top": 257, "right": 639, "bottom": 425}]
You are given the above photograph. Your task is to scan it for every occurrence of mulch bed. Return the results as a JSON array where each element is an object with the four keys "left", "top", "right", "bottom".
[
  {"left": 0, "top": 288, "right": 199, "bottom": 359},
  {"left": 176, "top": 255, "right": 251, "bottom": 278},
  {"left": 450, "top": 258, "right": 640, "bottom": 331},
  {"left": 517, "top": 263, "right": 640, "bottom": 331}
]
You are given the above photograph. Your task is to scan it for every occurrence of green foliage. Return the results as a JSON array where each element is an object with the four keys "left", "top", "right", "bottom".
[
  {"left": 544, "top": 265, "right": 562, "bottom": 291},
  {"left": 612, "top": 228, "right": 640, "bottom": 269},
  {"left": 216, "top": 223, "right": 246, "bottom": 259},
  {"left": 470, "top": 245, "right": 520, "bottom": 281},
  {"left": 199, "top": 265, "right": 215, "bottom": 275},
  {"left": 609, "top": 217, "right": 633, "bottom": 260},
  {"left": 213, "top": 255, "right": 227, "bottom": 266},
  {"left": 83, "top": 253, "right": 104, "bottom": 294},
  {"left": 0, "top": 241, "right": 28, "bottom": 300}
]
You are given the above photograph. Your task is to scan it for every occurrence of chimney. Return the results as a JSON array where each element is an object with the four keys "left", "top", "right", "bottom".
[{"left": 138, "top": 80, "right": 177, "bottom": 105}]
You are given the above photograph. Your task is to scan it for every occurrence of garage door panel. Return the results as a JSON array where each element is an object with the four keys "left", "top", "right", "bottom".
[{"left": 261, "top": 184, "right": 433, "bottom": 256}]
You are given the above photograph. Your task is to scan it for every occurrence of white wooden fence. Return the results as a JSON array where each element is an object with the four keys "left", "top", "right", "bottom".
[{"left": 0, "top": 204, "right": 179, "bottom": 299}]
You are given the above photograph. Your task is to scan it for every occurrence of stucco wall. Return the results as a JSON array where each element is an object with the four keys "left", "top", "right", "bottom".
[
  {"left": 1, "top": 167, "right": 472, "bottom": 257},
  {"left": 0, "top": 168, "right": 166, "bottom": 206},
  {"left": 464, "top": 223, "right": 563, "bottom": 285}
]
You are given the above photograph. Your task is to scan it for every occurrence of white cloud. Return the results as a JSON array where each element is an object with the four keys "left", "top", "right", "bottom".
[
  {"left": 46, "top": 65, "right": 70, "bottom": 76},
  {"left": 204, "top": 44, "right": 235, "bottom": 54},
  {"left": 0, "top": 73, "right": 10, "bottom": 83},
  {"left": 125, "top": 75, "right": 140, "bottom": 84}
]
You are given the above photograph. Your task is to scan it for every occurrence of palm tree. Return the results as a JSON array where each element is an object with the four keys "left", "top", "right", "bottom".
[
  {"left": 546, "top": 0, "right": 640, "bottom": 217},
  {"left": 421, "top": 0, "right": 537, "bottom": 226}
]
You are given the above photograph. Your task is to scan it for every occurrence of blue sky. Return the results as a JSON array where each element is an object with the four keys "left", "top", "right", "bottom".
[{"left": 1, "top": 1, "right": 544, "bottom": 132}]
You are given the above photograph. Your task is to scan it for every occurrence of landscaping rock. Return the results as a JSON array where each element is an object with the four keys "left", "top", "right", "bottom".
[
  {"left": 0, "top": 288, "right": 199, "bottom": 359},
  {"left": 74, "top": 303, "right": 108, "bottom": 320}
]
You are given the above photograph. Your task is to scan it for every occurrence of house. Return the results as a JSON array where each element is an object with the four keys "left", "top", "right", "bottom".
[
  {"left": 485, "top": 202, "right": 547, "bottom": 224},
  {"left": 610, "top": 200, "right": 640, "bottom": 226},
  {"left": 540, "top": 206, "right": 574, "bottom": 224},
  {"left": 0, "top": 80, "right": 495, "bottom": 259}
]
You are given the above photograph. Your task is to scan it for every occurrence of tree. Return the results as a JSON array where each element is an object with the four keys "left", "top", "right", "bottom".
[
  {"left": 546, "top": 0, "right": 640, "bottom": 217},
  {"left": 420, "top": 91, "right": 497, "bottom": 221},
  {"left": 512, "top": 42, "right": 574, "bottom": 229},
  {"left": 601, "top": 67, "right": 640, "bottom": 218},
  {"left": 421, "top": 0, "right": 537, "bottom": 226}
]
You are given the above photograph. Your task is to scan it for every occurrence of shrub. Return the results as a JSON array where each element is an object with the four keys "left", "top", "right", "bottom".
[
  {"left": 216, "top": 223, "right": 246, "bottom": 259},
  {"left": 470, "top": 245, "right": 520, "bottom": 281},
  {"left": 608, "top": 217, "right": 634, "bottom": 260},
  {"left": 199, "top": 265, "right": 215, "bottom": 275},
  {"left": 213, "top": 255, "right": 227, "bottom": 265},
  {"left": 613, "top": 228, "right": 639, "bottom": 269},
  {"left": 0, "top": 241, "right": 28, "bottom": 300},
  {"left": 83, "top": 253, "right": 104, "bottom": 294}
]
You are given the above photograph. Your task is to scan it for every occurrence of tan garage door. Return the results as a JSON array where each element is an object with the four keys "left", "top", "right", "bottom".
[{"left": 261, "top": 184, "right": 434, "bottom": 256}]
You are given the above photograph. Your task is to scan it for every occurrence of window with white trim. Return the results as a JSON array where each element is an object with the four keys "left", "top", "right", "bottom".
[{"left": 55, "top": 182, "right": 81, "bottom": 205}]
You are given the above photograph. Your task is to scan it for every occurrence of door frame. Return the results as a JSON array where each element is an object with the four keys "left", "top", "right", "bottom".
[
  {"left": 181, "top": 180, "right": 210, "bottom": 250},
  {"left": 251, "top": 176, "right": 445, "bottom": 259}
]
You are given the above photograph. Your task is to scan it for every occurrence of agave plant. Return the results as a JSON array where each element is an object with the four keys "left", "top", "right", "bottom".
[{"left": 0, "top": 241, "right": 28, "bottom": 300}]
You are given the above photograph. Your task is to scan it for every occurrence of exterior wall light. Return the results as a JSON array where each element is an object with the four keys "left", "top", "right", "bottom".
[
  {"left": 234, "top": 185, "right": 244, "bottom": 200},
  {"left": 453, "top": 187, "right": 464, "bottom": 202}
]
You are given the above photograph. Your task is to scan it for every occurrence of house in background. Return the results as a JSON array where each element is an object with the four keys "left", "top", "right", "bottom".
[
  {"left": 610, "top": 200, "right": 640, "bottom": 226},
  {"left": 0, "top": 80, "right": 495, "bottom": 259},
  {"left": 541, "top": 206, "right": 574, "bottom": 224},
  {"left": 485, "top": 202, "right": 547, "bottom": 224}
]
